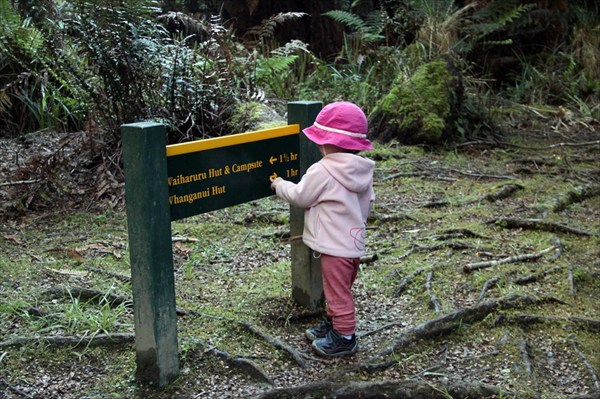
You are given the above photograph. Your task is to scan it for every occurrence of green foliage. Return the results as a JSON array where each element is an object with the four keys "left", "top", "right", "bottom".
[
  {"left": 323, "top": 9, "right": 385, "bottom": 43},
  {"left": 244, "top": 13, "right": 312, "bottom": 100},
  {"left": 0, "top": 0, "right": 85, "bottom": 135},
  {"left": 378, "top": 60, "right": 455, "bottom": 143},
  {"left": 464, "top": 0, "right": 536, "bottom": 50}
]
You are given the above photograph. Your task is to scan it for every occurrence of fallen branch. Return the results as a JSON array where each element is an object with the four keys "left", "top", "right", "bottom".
[
  {"left": 446, "top": 167, "right": 516, "bottom": 180},
  {"left": 0, "top": 179, "right": 42, "bottom": 187},
  {"left": 0, "top": 333, "right": 134, "bottom": 349},
  {"left": 464, "top": 245, "right": 557, "bottom": 273},
  {"left": 255, "top": 378, "right": 509, "bottom": 399},
  {"left": 487, "top": 217, "right": 595, "bottom": 236},
  {"left": 420, "top": 228, "right": 488, "bottom": 241}
]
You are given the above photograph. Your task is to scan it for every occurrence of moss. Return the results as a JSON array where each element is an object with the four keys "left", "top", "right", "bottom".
[
  {"left": 377, "top": 59, "right": 456, "bottom": 143},
  {"left": 228, "top": 101, "right": 285, "bottom": 132}
]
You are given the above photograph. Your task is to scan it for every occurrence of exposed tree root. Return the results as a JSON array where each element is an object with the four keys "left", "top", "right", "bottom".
[
  {"left": 236, "top": 320, "right": 312, "bottom": 368},
  {"left": 0, "top": 333, "right": 134, "bottom": 349},
  {"left": 518, "top": 328, "right": 533, "bottom": 375},
  {"left": 357, "top": 294, "right": 544, "bottom": 373},
  {"left": 420, "top": 184, "right": 523, "bottom": 208},
  {"left": 360, "top": 253, "right": 379, "bottom": 264},
  {"left": 492, "top": 314, "right": 600, "bottom": 333},
  {"left": 487, "top": 217, "right": 596, "bottom": 236},
  {"left": 512, "top": 265, "right": 563, "bottom": 285},
  {"left": 455, "top": 139, "right": 600, "bottom": 151},
  {"left": 570, "top": 336, "right": 600, "bottom": 392},
  {"left": 477, "top": 276, "right": 500, "bottom": 302},
  {"left": 425, "top": 271, "right": 441, "bottom": 313},
  {"left": 420, "top": 228, "right": 488, "bottom": 241},
  {"left": 82, "top": 264, "right": 131, "bottom": 282},
  {"left": 393, "top": 266, "right": 431, "bottom": 297},
  {"left": 1, "top": 377, "right": 35, "bottom": 399},
  {"left": 464, "top": 245, "right": 557, "bottom": 273},
  {"left": 477, "top": 183, "right": 524, "bottom": 203},
  {"left": 205, "top": 347, "right": 274, "bottom": 385},
  {"left": 178, "top": 308, "right": 311, "bottom": 368},
  {"left": 42, "top": 287, "right": 131, "bottom": 308},
  {"left": 255, "top": 378, "right": 509, "bottom": 399},
  {"left": 553, "top": 184, "right": 600, "bottom": 212}
]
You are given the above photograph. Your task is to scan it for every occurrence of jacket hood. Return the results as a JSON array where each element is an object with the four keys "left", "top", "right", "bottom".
[{"left": 320, "top": 153, "right": 375, "bottom": 193}]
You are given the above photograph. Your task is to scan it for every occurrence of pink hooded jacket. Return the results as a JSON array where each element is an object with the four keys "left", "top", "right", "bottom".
[{"left": 275, "top": 152, "right": 375, "bottom": 258}]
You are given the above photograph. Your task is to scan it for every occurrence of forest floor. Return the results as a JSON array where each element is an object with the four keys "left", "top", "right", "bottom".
[{"left": 0, "top": 109, "right": 599, "bottom": 399}]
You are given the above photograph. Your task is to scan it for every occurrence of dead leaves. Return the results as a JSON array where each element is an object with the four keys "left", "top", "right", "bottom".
[{"left": 46, "top": 242, "right": 125, "bottom": 261}]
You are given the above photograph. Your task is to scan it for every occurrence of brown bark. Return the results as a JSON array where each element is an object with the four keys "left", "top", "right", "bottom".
[{"left": 256, "top": 378, "right": 507, "bottom": 399}]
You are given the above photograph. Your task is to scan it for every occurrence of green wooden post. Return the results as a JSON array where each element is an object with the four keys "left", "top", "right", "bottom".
[
  {"left": 287, "top": 101, "right": 323, "bottom": 309},
  {"left": 121, "top": 122, "right": 179, "bottom": 387}
]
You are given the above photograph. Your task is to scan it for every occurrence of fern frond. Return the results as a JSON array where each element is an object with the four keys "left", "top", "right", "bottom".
[
  {"left": 270, "top": 39, "right": 310, "bottom": 57},
  {"left": 364, "top": 10, "right": 386, "bottom": 34},
  {"left": 467, "top": 1, "right": 536, "bottom": 41},
  {"left": 322, "top": 10, "right": 367, "bottom": 32},
  {"left": 158, "top": 11, "right": 206, "bottom": 38},
  {"left": 256, "top": 55, "right": 298, "bottom": 83},
  {"left": 245, "top": 12, "right": 307, "bottom": 43},
  {"left": 472, "top": 1, "right": 535, "bottom": 25}
]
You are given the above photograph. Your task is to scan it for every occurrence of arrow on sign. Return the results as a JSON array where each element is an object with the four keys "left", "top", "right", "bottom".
[
  {"left": 270, "top": 173, "right": 278, "bottom": 180},
  {"left": 269, "top": 156, "right": 278, "bottom": 165}
]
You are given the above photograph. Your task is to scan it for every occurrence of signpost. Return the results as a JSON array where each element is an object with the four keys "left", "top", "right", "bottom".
[
  {"left": 122, "top": 101, "right": 322, "bottom": 387},
  {"left": 166, "top": 124, "right": 301, "bottom": 220}
]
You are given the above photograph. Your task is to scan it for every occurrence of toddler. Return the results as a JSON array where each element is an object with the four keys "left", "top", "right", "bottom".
[{"left": 270, "top": 102, "right": 375, "bottom": 357}]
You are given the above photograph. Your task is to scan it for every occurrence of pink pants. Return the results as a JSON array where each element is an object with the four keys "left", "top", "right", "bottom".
[{"left": 320, "top": 254, "right": 360, "bottom": 336}]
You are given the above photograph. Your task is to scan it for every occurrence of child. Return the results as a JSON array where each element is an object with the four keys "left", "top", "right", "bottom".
[{"left": 270, "top": 102, "right": 375, "bottom": 357}]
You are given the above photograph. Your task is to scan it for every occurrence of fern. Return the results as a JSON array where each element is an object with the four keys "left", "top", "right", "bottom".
[
  {"left": 323, "top": 9, "right": 385, "bottom": 42},
  {"left": 323, "top": 10, "right": 366, "bottom": 32},
  {"left": 244, "top": 12, "right": 307, "bottom": 47},
  {"left": 468, "top": 1, "right": 536, "bottom": 41}
]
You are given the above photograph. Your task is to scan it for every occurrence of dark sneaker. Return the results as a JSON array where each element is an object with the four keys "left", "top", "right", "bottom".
[
  {"left": 305, "top": 317, "right": 332, "bottom": 341},
  {"left": 312, "top": 329, "right": 358, "bottom": 357}
]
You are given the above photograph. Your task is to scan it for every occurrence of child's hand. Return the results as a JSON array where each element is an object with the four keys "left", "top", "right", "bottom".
[{"left": 270, "top": 177, "right": 283, "bottom": 190}]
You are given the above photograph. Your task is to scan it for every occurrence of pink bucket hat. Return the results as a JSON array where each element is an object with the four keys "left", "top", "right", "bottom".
[{"left": 303, "top": 102, "right": 373, "bottom": 151}]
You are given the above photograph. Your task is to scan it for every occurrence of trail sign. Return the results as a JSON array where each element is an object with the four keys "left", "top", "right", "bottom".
[
  {"left": 121, "top": 101, "right": 322, "bottom": 388},
  {"left": 167, "top": 125, "right": 301, "bottom": 220}
]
